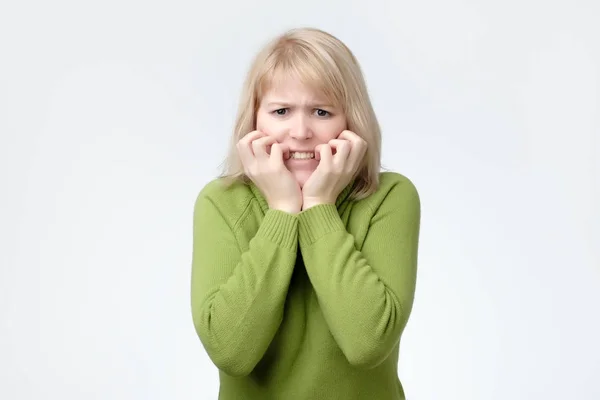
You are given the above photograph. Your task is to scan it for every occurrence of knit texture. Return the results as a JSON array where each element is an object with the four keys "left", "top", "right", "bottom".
[{"left": 191, "top": 171, "right": 421, "bottom": 399}]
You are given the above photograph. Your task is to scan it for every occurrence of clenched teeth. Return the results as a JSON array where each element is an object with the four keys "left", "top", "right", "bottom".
[{"left": 289, "top": 152, "right": 315, "bottom": 159}]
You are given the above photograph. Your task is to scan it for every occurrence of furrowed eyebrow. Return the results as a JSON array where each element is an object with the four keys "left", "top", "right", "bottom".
[{"left": 267, "top": 101, "right": 333, "bottom": 108}]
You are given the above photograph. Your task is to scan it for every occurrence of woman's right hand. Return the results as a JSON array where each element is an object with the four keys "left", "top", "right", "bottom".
[{"left": 237, "top": 130, "right": 302, "bottom": 214}]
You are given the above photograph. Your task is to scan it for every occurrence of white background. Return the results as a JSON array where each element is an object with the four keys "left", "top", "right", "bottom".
[{"left": 1, "top": 0, "right": 599, "bottom": 399}]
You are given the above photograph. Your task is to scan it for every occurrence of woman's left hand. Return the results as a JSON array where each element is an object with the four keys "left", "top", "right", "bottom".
[{"left": 301, "top": 130, "right": 367, "bottom": 210}]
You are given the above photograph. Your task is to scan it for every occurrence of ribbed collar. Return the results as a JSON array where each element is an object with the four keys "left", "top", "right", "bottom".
[{"left": 249, "top": 179, "right": 356, "bottom": 214}]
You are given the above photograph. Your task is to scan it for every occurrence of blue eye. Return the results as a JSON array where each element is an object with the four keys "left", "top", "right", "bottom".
[
  {"left": 316, "top": 109, "right": 330, "bottom": 117},
  {"left": 273, "top": 108, "right": 288, "bottom": 116}
]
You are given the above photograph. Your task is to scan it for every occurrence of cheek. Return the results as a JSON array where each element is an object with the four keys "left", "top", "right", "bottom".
[
  {"left": 255, "top": 111, "right": 279, "bottom": 136},
  {"left": 255, "top": 111, "right": 266, "bottom": 131},
  {"left": 315, "top": 120, "right": 346, "bottom": 141}
]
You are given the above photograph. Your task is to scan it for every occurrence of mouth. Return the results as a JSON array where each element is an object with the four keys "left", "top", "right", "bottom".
[{"left": 288, "top": 151, "right": 315, "bottom": 160}]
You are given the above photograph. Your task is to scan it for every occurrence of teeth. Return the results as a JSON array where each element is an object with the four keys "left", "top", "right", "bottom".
[{"left": 290, "top": 152, "right": 315, "bottom": 160}]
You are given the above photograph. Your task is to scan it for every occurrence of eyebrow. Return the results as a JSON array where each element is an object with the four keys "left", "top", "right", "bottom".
[{"left": 266, "top": 101, "right": 333, "bottom": 108}]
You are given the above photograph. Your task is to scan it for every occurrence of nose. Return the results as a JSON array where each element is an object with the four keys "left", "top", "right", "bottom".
[{"left": 288, "top": 114, "right": 312, "bottom": 140}]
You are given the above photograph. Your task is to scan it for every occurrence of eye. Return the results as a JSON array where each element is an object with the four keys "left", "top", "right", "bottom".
[
  {"left": 273, "top": 108, "right": 288, "bottom": 116},
  {"left": 315, "top": 109, "right": 330, "bottom": 117}
]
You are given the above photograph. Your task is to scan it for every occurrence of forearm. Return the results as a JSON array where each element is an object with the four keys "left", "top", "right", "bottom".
[
  {"left": 298, "top": 202, "right": 419, "bottom": 369},
  {"left": 192, "top": 208, "right": 298, "bottom": 376}
]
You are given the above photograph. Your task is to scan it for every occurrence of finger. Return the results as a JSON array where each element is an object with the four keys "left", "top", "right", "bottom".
[
  {"left": 338, "top": 130, "right": 367, "bottom": 167},
  {"left": 252, "top": 135, "right": 277, "bottom": 160},
  {"left": 338, "top": 130, "right": 366, "bottom": 154},
  {"left": 328, "top": 139, "right": 351, "bottom": 165},
  {"left": 277, "top": 143, "right": 291, "bottom": 161},
  {"left": 237, "top": 130, "right": 265, "bottom": 166},
  {"left": 269, "top": 143, "right": 285, "bottom": 166},
  {"left": 239, "top": 130, "right": 265, "bottom": 147},
  {"left": 315, "top": 143, "right": 333, "bottom": 166},
  {"left": 337, "top": 130, "right": 360, "bottom": 141}
]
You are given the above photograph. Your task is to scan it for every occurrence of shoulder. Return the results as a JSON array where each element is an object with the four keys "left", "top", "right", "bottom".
[
  {"left": 194, "top": 177, "right": 255, "bottom": 226},
  {"left": 378, "top": 171, "right": 419, "bottom": 192},
  {"left": 363, "top": 171, "right": 421, "bottom": 215}
]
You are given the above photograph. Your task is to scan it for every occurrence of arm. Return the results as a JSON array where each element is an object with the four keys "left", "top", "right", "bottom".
[
  {"left": 190, "top": 191, "right": 298, "bottom": 376},
  {"left": 297, "top": 179, "right": 421, "bottom": 369}
]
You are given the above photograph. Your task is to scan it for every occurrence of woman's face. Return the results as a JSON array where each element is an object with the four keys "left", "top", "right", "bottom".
[{"left": 255, "top": 76, "right": 347, "bottom": 187}]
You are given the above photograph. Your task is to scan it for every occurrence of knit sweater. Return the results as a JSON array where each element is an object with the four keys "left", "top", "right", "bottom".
[{"left": 190, "top": 171, "right": 421, "bottom": 400}]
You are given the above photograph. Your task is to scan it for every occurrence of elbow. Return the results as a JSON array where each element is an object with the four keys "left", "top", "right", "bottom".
[
  {"left": 221, "top": 364, "right": 254, "bottom": 378},
  {"left": 344, "top": 342, "right": 393, "bottom": 370},
  {"left": 343, "top": 309, "right": 408, "bottom": 369},
  {"left": 192, "top": 311, "right": 256, "bottom": 377},
  {"left": 205, "top": 347, "right": 256, "bottom": 377},
  {"left": 194, "top": 322, "right": 257, "bottom": 377}
]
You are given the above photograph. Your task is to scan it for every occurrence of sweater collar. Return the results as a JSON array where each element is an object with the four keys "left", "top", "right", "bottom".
[{"left": 249, "top": 178, "right": 356, "bottom": 214}]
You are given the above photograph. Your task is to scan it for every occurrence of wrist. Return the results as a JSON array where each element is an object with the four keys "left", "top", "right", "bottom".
[
  {"left": 270, "top": 203, "right": 301, "bottom": 214},
  {"left": 302, "top": 198, "right": 334, "bottom": 211}
]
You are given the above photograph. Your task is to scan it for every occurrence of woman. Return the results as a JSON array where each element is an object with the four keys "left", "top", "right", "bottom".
[{"left": 191, "top": 27, "right": 421, "bottom": 399}]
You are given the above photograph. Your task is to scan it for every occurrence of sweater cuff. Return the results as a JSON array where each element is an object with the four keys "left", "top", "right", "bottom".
[
  {"left": 255, "top": 209, "right": 299, "bottom": 250},
  {"left": 298, "top": 204, "right": 345, "bottom": 247}
]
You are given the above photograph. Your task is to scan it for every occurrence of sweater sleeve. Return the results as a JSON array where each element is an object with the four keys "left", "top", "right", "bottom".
[
  {"left": 297, "top": 179, "right": 421, "bottom": 369},
  {"left": 190, "top": 191, "right": 299, "bottom": 377}
]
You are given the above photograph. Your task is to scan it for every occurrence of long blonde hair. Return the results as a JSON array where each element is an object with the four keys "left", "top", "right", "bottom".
[{"left": 219, "top": 27, "right": 382, "bottom": 200}]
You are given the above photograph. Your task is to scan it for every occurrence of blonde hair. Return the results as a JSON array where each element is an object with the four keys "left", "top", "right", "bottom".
[{"left": 219, "top": 27, "right": 382, "bottom": 200}]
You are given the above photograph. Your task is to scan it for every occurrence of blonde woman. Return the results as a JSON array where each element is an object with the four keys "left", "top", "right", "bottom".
[{"left": 191, "top": 27, "right": 421, "bottom": 399}]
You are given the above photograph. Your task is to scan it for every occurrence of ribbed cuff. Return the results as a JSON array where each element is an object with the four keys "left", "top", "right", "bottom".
[
  {"left": 298, "top": 204, "right": 345, "bottom": 247},
  {"left": 255, "top": 209, "right": 299, "bottom": 250}
]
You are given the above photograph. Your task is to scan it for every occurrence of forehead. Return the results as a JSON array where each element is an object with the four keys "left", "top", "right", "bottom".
[
  {"left": 259, "top": 67, "right": 338, "bottom": 105},
  {"left": 262, "top": 75, "right": 326, "bottom": 100}
]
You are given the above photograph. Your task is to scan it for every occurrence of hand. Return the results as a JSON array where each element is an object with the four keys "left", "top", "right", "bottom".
[
  {"left": 301, "top": 130, "right": 367, "bottom": 210},
  {"left": 237, "top": 130, "right": 302, "bottom": 214}
]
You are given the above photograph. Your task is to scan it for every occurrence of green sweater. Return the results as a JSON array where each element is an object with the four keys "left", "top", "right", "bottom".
[{"left": 191, "top": 171, "right": 421, "bottom": 399}]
